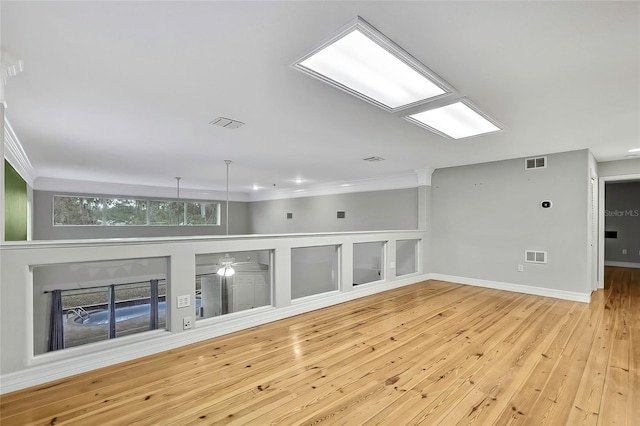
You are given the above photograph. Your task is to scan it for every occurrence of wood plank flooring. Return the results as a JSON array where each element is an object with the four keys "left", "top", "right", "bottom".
[{"left": 1, "top": 266, "right": 638, "bottom": 425}]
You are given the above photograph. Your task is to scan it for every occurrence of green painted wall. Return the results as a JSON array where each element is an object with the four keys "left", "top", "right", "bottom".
[{"left": 4, "top": 160, "right": 27, "bottom": 241}]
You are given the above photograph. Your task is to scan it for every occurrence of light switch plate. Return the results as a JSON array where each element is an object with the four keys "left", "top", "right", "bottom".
[{"left": 177, "top": 295, "right": 190, "bottom": 308}]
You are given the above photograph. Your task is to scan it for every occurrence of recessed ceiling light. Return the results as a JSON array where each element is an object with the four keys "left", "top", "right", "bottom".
[
  {"left": 294, "top": 178, "right": 303, "bottom": 184},
  {"left": 628, "top": 148, "right": 640, "bottom": 153},
  {"left": 252, "top": 185, "right": 260, "bottom": 191},
  {"left": 405, "top": 99, "right": 502, "bottom": 139},
  {"left": 292, "top": 17, "right": 453, "bottom": 112}
]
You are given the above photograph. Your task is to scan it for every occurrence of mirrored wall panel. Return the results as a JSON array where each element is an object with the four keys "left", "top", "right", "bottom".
[
  {"left": 396, "top": 239, "right": 419, "bottom": 276},
  {"left": 32, "top": 257, "right": 168, "bottom": 355},
  {"left": 291, "top": 245, "right": 339, "bottom": 299},
  {"left": 195, "top": 250, "right": 272, "bottom": 320},
  {"left": 353, "top": 241, "right": 385, "bottom": 285}
]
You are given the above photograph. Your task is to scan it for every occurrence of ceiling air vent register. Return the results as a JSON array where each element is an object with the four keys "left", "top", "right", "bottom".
[
  {"left": 209, "top": 117, "right": 245, "bottom": 129},
  {"left": 363, "top": 156, "right": 385, "bottom": 162},
  {"left": 525, "top": 250, "right": 547, "bottom": 264}
]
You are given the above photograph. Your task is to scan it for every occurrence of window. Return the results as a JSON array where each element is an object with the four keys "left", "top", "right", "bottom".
[
  {"left": 105, "top": 199, "right": 147, "bottom": 225},
  {"left": 186, "top": 202, "right": 219, "bottom": 225},
  {"left": 53, "top": 195, "right": 220, "bottom": 227},
  {"left": 148, "top": 201, "right": 183, "bottom": 226},
  {"left": 54, "top": 197, "right": 103, "bottom": 225}
]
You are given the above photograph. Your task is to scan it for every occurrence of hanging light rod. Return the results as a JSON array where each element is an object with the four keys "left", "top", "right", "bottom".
[{"left": 224, "top": 160, "right": 232, "bottom": 235}]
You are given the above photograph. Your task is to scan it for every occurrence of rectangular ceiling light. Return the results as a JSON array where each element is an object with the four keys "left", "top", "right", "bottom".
[
  {"left": 405, "top": 99, "right": 502, "bottom": 139},
  {"left": 292, "top": 17, "right": 453, "bottom": 112}
]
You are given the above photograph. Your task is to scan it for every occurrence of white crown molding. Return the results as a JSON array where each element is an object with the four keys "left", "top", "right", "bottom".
[
  {"left": 248, "top": 171, "right": 423, "bottom": 202},
  {"left": 33, "top": 177, "right": 250, "bottom": 202},
  {"left": 429, "top": 273, "right": 591, "bottom": 303},
  {"left": 3, "top": 117, "right": 35, "bottom": 186},
  {"left": 32, "top": 170, "right": 435, "bottom": 203},
  {"left": 415, "top": 168, "right": 434, "bottom": 186}
]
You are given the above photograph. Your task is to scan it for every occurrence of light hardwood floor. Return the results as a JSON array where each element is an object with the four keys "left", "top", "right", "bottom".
[{"left": 1, "top": 266, "right": 638, "bottom": 425}]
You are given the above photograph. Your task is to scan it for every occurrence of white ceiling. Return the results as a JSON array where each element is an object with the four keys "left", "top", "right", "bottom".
[{"left": 2, "top": 1, "right": 639, "bottom": 194}]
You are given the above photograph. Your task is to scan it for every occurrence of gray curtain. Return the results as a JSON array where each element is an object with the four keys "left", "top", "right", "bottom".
[
  {"left": 47, "top": 290, "right": 65, "bottom": 352},
  {"left": 150, "top": 279, "right": 159, "bottom": 330},
  {"left": 108, "top": 284, "right": 116, "bottom": 339}
]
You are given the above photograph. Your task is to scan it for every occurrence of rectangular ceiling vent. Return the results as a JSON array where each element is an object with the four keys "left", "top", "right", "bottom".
[
  {"left": 525, "top": 156, "right": 547, "bottom": 170},
  {"left": 363, "top": 156, "right": 385, "bottom": 162},
  {"left": 525, "top": 250, "right": 547, "bottom": 264},
  {"left": 209, "top": 117, "right": 245, "bottom": 129}
]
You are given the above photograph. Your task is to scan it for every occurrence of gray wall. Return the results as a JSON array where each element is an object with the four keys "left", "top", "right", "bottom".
[
  {"left": 431, "top": 150, "right": 590, "bottom": 294},
  {"left": 249, "top": 188, "right": 418, "bottom": 234},
  {"left": 598, "top": 158, "right": 640, "bottom": 177},
  {"left": 33, "top": 191, "right": 251, "bottom": 240},
  {"left": 604, "top": 181, "right": 640, "bottom": 264}
]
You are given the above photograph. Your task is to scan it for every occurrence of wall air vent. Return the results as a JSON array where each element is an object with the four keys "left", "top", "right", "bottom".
[
  {"left": 525, "top": 156, "right": 547, "bottom": 170},
  {"left": 363, "top": 156, "right": 385, "bottom": 162},
  {"left": 525, "top": 250, "right": 547, "bottom": 264},
  {"left": 209, "top": 117, "right": 245, "bottom": 129}
]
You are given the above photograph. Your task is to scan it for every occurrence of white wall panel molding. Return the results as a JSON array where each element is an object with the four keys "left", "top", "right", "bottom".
[
  {"left": 0, "top": 272, "right": 427, "bottom": 394},
  {"left": 0, "top": 230, "right": 427, "bottom": 393},
  {"left": 429, "top": 273, "right": 591, "bottom": 303}
]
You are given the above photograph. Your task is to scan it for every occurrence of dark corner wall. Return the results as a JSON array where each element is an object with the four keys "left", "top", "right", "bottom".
[
  {"left": 4, "top": 160, "right": 27, "bottom": 241},
  {"left": 604, "top": 181, "right": 640, "bottom": 265}
]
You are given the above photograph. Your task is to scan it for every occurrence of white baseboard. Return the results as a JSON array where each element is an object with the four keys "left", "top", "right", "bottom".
[
  {"left": 604, "top": 261, "right": 640, "bottom": 269},
  {"left": 428, "top": 273, "right": 591, "bottom": 304},
  {"left": 0, "top": 273, "right": 429, "bottom": 395}
]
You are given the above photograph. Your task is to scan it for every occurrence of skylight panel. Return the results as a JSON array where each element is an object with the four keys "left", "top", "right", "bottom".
[
  {"left": 292, "top": 17, "right": 453, "bottom": 112},
  {"left": 406, "top": 99, "right": 502, "bottom": 139}
]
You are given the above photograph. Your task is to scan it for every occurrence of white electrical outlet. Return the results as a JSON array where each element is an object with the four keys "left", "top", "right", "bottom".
[
  {"left": 517, "top": 265, "right": 524, "bottom": 272},
  {"left": 177, "top": 295, "right": 190, "bottom": 309},
  {"left": 183, "top": 317, "right": 192, "bottom": 330},
  {"left": 622, "top": 249, "right": 627, "bottom": 255},
  {"left": 390, "top": 261, "right": 396, "bottom": 269}
]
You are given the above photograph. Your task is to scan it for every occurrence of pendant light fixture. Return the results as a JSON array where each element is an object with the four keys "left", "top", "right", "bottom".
[{"left": 175, "top": 176, "right": 181, "bottom": 231}]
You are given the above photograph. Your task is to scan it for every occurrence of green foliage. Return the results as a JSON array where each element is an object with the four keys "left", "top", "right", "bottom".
[
  {"left": 54, "top": 196, "right": 219, "bottom": 226},
  {"left": 105, "top": 199, "right": 147, "bottom": 225},
  {"left": 54, "top": 197, "right": 103, "bottom": 225}
]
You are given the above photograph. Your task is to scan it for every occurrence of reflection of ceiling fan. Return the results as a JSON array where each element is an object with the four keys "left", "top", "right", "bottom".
[{"left": 216, "top": 254, "right": 236, "bottom": 277}]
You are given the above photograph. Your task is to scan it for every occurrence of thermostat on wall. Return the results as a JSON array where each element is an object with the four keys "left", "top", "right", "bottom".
[{"left": 541, "top": 200, "right": 553, "bottom": 209}]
